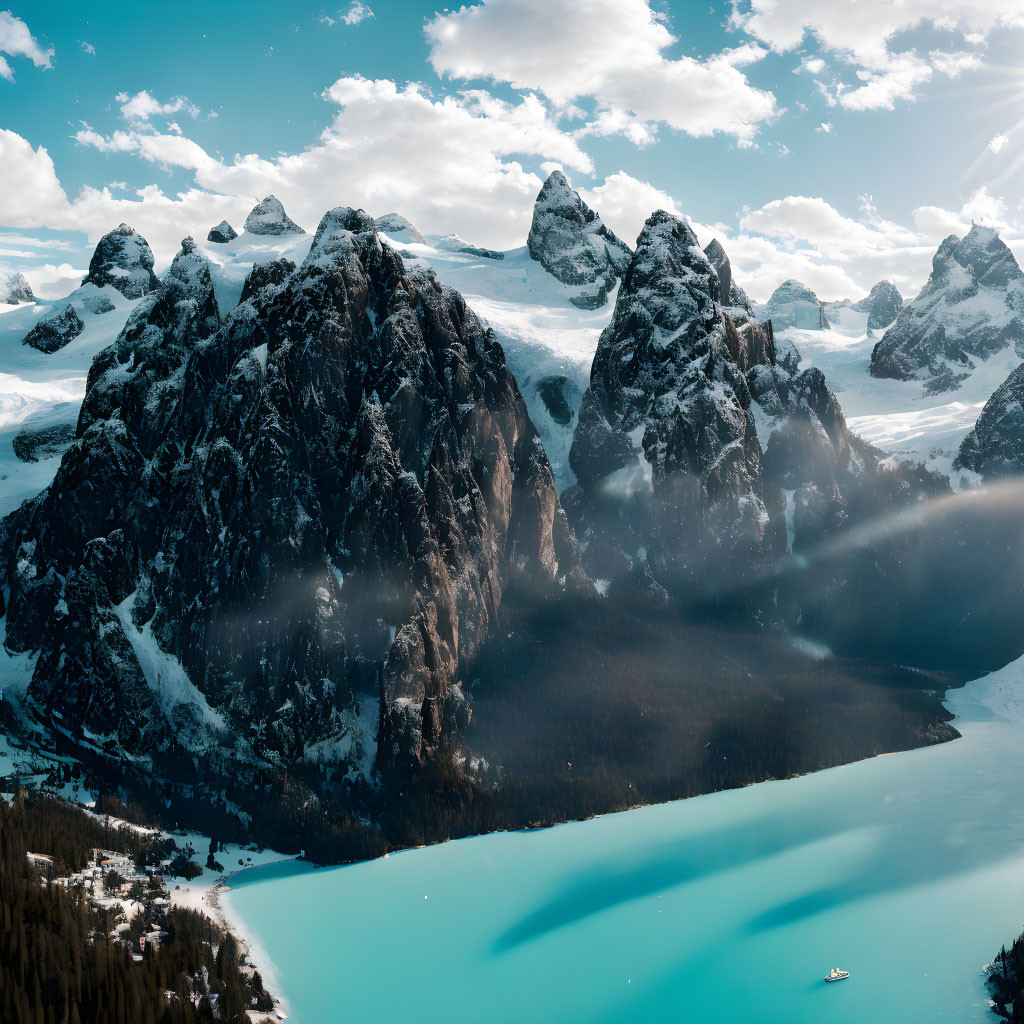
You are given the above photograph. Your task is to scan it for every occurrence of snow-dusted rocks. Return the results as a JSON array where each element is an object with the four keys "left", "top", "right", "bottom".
[
  {"left": 1, "top": 271, "right": 34, "bottom": 304},
  {"left": 870, "top": 225, "right": 1024, "bottom": 387},
  {"left": 853, "top": 280, "right": 903, "bottom": 331},
  {"left": 243, "top": 195, "right": 303, "bottom": 236},
  {"left": 704, "top": 238, "right": 751, "bottom": 314},
  {"left": 527, "top": 170, "right": 632, "bottom": 309},
  {"left": 207, "top": 220, "right": 238, "bottom": 244},
  {"left": 567, "top": 210, "right": 782, "bottom": 588},
  {"left": 82, "top": 223, "right": 160, "bottom": 299},
  {"left": 374, "top": 212, "right": 425, "bottom": 244},
  {"left": 955, "top": 364, "right": 1024, "bottom": 478},
  {"left": 762, "top": 279, "right": 830, "bottom": 331},
  {"left": 23, "top": 304, "right": 84, "bottom": 353},
  {"left": 3, "top": 211, "right": 583, "bottom": 778}
]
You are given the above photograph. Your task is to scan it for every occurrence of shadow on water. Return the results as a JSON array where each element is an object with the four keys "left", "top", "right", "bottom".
[{"left": 492, "top": 709, "right": 1024, "bottom": 956}]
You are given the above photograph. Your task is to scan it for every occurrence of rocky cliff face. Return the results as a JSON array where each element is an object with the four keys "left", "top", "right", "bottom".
[
  {"left": 1, "top": 271, "right": 34, "bottom": 304},
  {"left": 566, "top": 211, "right": 783, "bottom": 593},
  {"left": 854, "top": 280, "right": 903, "bottom": 331},
  {"left": 3, "top": 213, "right": 582, "bottom": 779},
  {"left": 870, "top": 225, "right": 1024, "bottom": 387},
  {"left": 527, "top": 171, "right": 632, "bottom": 309},
  {"left": 82, "top": 224, "right": 160, "bottom": 299},
  {"left": 243, "top": 196, "right": 303, "bottom": 236},
  {"left": 207, "top": 220, "right": 238, "bottom": 244},
  {"left": 762, "top": 279, "right": 830, "bottom": 331},
  {"left": 955, "top": 364, "right": 1024, "bottom": 478}
]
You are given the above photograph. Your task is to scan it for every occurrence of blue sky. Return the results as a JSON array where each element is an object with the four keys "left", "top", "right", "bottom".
[{"left": 1, "top": 0, "right": 1024, "bottom": 301}]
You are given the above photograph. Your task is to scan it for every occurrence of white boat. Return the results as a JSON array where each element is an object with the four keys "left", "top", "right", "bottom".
[{"left": 825, "top": 968, "right": 850, "bottom": 983}]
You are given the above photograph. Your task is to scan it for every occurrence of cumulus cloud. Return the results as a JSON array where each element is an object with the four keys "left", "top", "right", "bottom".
[
  {"left": 0, "top": 11, "right": 53, "bottom": 82},
  {"left": 578, "top": 171, "right": 682, "bottom": 244},
  {"left": 342, "top": 2, "right": 374, "bottom": 25},
  {"left": 737, "top": 0, "right": 1017, "bottom": 111},
  {"left": 117, "top": 90, "right": 200, "bottom": 122},
  {"left": 989, "top": 133, "right": 1010, "bottom": 154},
  {"left": 22, "top": 262, "right": 88, "bottom": 299},
  {"left": 80, "top": 40, "right": 96, "bottom": 57},
  {"left": 425, "top": 0, "right": 778, "bottom": 146}
]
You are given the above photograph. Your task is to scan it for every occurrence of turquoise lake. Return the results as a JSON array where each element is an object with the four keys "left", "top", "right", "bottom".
[{"left": 224, "top": 658, "right": 1024, "bottom": 1023}]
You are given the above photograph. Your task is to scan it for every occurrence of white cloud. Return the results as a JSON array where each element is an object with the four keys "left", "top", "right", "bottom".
[
  {"left": 80, "top": 40, "right": 96, "bottom": 56},
  {"left": 816, "top": 122, "right": 833, "bottom": 134},
  {"left": 116, "top": 90, "right": 200, "bottom": 122},
  {"left": 578, "top": 171, "right": 682, "bottom": 245},
  {"left": 22, "top": 262, "right": 88, "bottom": 299},
  {"left": 989, "top": 133, "right": 1010, "bottom": 154},
  {"left": 738, "top": 0, "right": 1016, "bottom": 111},
  {"left": 0, "top": 11, "right": 53, "bottom": 82},
  {"left": 426, "top": 0, "right": 778, "bottom": 147},
  {"left": 342, "top": 2, "right": 374, "bottom": 25}
]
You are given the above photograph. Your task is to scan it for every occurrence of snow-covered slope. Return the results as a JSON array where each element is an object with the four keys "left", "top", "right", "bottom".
[
  {"left": 778, "top": 303, "right": 1019, "bottom": 482},
  {"left": 0, "top": 285, "right": 143, "bottom": 516},
  {"left": 378, "top": 231, "right": 613, "bottom": 491}
]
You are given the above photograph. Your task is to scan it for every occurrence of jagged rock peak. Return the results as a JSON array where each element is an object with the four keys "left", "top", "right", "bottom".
[
  {"left": 82, "top": 223, "right": 159, "bottom": 299},
  {"left": 567, "top": 208, "right": 780, "bottom": 587},
  {"left": 853, "top": 280, "right": 903, "bottom": 330},
  {"left": 23, "top": 304, "right": 84, "bottom": 353},
  {"left": 870, "top": 224, "right": 1024, "bottom": 386},
  {"left": 1, "top": 270, "right": 34, "bottom": 304},
  {"left": 527, "top": 169, "right": 632, "bottom": 309},
  {"left": 243, "top": 195, "right": 303, "bottom": 236},
  {"left": 763, "top": 279, "right": 830, "bottom": 331},
  {"left": 207, "top": 219, "right": 238, "bottom": 244},
  {"left": 375, "top": 212, "right": 425, "bottom": 244},
  {"left": 955, "top": 363, "right": 1024, "bottom": 478},
  {"left": 4, "top": 206, "right": 582, "bottom": 779},
  {"left": 704, "top": 238, "right": 751, "bottom": 312}
]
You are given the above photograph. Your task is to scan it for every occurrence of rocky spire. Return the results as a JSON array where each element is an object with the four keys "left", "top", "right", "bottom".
[
  {"left": 82, "top": 223, "right": 159, "bottom": 299},
  {"left": 243, "top": 195, "right": 303, "bottom": 236},
  {"left": 853, "top": 279, "right": 903, "bottom": 331},
  {"left": 0, "top": 271, "right": 34, "bottom": 304},
  {"left": 526, "top": 170, "right": 632, "bottom": 309}
]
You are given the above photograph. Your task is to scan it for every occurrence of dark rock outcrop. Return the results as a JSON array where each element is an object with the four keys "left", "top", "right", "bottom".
[
  {"left": 82, "top": 223, "right": 159, "bottom": 299},
  {"left": 3, "top": 211, "right": 582, "bottom": 778},
  {"left": 12, "top": 418, "right": 76, "bottom": 463},
  {"left": 870, "top": 225, "right": 1024, "bottom": 383},
  {"left": 23, "top": 305, "right": 84, "bottom": 353},
  {"left": 1, "top": 272, "right": 34, "bottom": 304},
  {"left": 853, "top": 280, "right": 903, "bottom": 330},
  {"left": 527, "top": 171, "right": 632, "bottom": 309},
  {"left": 704, "top": 238, "right": 750, "bottom": 313},
  {"left": 207, "top": 220, "right": 239, "bottom": 244},
  {"left": 243, "top": 196, "right": 303, "bottom": 236},
  {"left": 955, "top": 364, "right": 1024, "bottom": 478}
]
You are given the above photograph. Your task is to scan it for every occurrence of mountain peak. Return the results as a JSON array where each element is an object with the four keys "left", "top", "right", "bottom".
[
  {"left": 244, "top": 195, "right": 304, "bottom": 236},
  {"left": 207, "top": 219, "right": 238, "bottom": 244},
  {"left": 82, "top": 223, "right": 159, "bottom": 299},
  {"left": 763, "top": 279, "right": 830, "bottom": 330},
  {"left": 870, "top": 225, "right": 1024, "bottom": 385},
  {"left": 375, "top": 212, "right": 425, "bottom": 244},
  {"left": 527, "top": 170, "right": 632, "bottom": 309},
  {"left": 0, "top": 270, "right": 34, "bottom": 304}
]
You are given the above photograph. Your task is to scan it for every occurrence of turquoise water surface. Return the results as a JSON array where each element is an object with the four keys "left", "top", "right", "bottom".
[{"left": 225, "top": 659, "right": 1024, "bottom": 1023}]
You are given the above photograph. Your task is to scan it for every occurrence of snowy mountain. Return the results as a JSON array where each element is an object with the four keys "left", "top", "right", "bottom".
[
  {"left": 1, "top": 271, "right": 34, "bottom": 305},
  {"left": 82, "top": 223, "right": 160, "bottom": 299},
  {"left": 243, "top": 195, "right": 304, "bottom": 236},
  {"left": 2, "top": 209, "right": 583, "bottom": 778},
  {"left": 761, "top": 279, "right": 831, "bottom": 331},
  {"left": 207, "top": 219, "right": 238, "bottom": 244},
  {"left": 853, "top": 280, "right": 903, "bottom": 331},
  {"left": 869, "top": 225, "right": 1024, "bottom": 390},
  {"left": 526, "top": 170, "right": 632, "bottom": 310}
]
